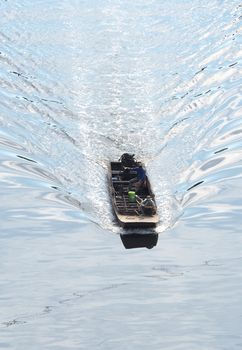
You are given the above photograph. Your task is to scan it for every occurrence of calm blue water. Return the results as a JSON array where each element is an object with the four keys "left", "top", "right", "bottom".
[{"left": 0, "top": 0, "right": 242, "bottom": 349}]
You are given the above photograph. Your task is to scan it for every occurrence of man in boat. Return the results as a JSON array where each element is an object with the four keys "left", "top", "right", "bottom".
[
  {"left": 136, "top": 195, "right": 156, "bottom": 216},
  {"left": 120, "top": 153, "right": 136, "bottom": 167},
  {"left": 129, "top": 165, "right": 147, "bottom": 191}
]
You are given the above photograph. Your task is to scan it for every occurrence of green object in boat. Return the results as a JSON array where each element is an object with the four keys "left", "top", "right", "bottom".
[{"left": 128, "top": 191, "right": 136, "bottom": 202}]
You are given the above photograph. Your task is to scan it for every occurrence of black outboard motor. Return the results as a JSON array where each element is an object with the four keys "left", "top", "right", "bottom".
[{"left": 120, "top": 153, "right": 136, "bottom": 167}]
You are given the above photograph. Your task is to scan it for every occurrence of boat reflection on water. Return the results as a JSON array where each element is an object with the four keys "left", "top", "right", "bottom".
[{"left": 120, "top": 229, "right": 158, "bottom": 249}]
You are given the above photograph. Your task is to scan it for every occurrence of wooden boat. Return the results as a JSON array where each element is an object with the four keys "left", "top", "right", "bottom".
[{"left": 108, "top": 154, "right": 159, "bottom": 228}]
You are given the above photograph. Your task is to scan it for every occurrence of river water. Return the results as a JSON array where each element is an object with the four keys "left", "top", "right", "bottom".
[{"left": 0, "top": 0, "right": 242, "bottom": 349}]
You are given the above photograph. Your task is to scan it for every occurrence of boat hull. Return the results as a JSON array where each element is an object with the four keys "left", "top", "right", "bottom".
[{"left": 114, "top": 211, "right": 159, "bottom": 228}]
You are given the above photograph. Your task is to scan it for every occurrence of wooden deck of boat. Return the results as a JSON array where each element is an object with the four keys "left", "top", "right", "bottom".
[{"left": 109, "top": 161, "right": 159, "bottom": 228}]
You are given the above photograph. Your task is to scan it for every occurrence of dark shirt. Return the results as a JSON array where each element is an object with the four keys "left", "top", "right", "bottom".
[{"left": 134, "top": 167, "right": 146, "bottom": 181}]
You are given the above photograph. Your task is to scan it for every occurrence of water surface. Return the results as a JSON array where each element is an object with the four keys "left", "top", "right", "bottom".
[{"left": 0, "top": 0, "right": 242, "bottom": 349}]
